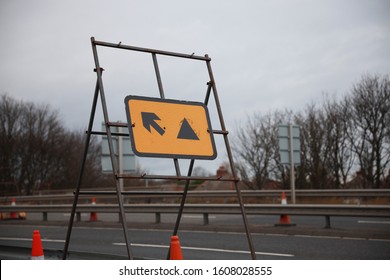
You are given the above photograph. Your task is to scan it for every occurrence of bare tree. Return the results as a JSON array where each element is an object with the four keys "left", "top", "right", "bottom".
[
  {"left": 0, "top": 94, "right": 104, "bottom": 195},
  {"left": 295, "top": 103, "right": 332, "bottom": 189},
  {"left": 0, "top": 94, "right": 23, "bottom": 194},
  {"left": 12, "top": 100, "right": 65, "bottom": 194},
  {"left": 228, "top": 74, "right": 390, "bottom": 190},
  {"left": 233, "top": 110, "right": 291, "bottom": 189},
  {"left": 345, "top": 74, "right": 390, "bottom": 188},
  {"left": 55, "top": 130, "right": 105, "bottom": 190},
  {"left": 323, "top": 95, "right": 355, "bottom": 187}
]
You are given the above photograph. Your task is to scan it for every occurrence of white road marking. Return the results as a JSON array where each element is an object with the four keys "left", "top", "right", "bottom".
[
  {"left": 293, "top": 235, "right": 340, "bottom": 239},
  {"left": 358, "top": 220, "right": 390, "bottom": 225},
  {"left": 293, "top": 235, "right": 390, "bottom": 242},
  {"left": 113, "top": 242, "right": 294, "bottom": 257},
  {"left": 0, "top": 237, "right": 65, "bottom": 243},
  {"left": 369, "top": 238, "right": 390, "bottom": 242},
  {"left": 342, "top": 237, "right": 366, "bottom": 241}
]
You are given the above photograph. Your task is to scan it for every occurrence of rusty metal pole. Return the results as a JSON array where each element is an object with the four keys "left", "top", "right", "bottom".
[
  {"left": 90, "top": 37, "right": 133, "bottom": 259},
  {"left": 288, "top": 123, "right": 296, "bottom": 204},
  {"left": 152, "top": 53, "right": 165, "bottom": 99},
  {"left": 205, "top": 54, "right": 257, "bottom": 260},
  {"left": 151, "top": 53, "right": 182, "bottom": 177},
  {"left": 62, "top": 78, "right": 100, "bottom": 259},
  {"left": 152, "top": 52, "right": 187, "bottom": 260}
]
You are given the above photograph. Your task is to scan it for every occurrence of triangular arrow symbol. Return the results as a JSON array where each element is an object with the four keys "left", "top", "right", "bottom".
[
  {"left": 177, "top": 118, "right": 199, "bottom": 140},
  {"left": 141, "top": 112, "right": 165, "bottom": 136}
]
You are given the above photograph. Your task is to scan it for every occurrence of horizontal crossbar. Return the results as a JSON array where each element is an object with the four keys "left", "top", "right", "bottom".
[{"left": 92, "top": 38, "right": 211, "bottom": 61}]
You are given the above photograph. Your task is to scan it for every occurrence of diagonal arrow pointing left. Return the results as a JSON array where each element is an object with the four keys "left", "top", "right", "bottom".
[{"left": 141, "top": 112, "right": 165, "bottom": 136}]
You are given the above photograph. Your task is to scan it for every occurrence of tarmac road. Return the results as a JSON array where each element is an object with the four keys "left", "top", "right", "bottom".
[{"left": 0, "top": 214, "right": 389, "bottom": 259}]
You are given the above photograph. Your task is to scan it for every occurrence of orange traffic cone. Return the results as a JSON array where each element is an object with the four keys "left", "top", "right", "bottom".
[
  {"left": 169, "top": 235, "right": 183, "bottom": 260},
  {"left": 31, "top": 230, "right": 44, "bottom": 260},
  {"left": 10, "top": 197, "right": 18, "bottom": 219},
  {"left": 275, "top": 192, "right": 295, "bottom": 226},
  {"left": 89, "top": 197, "right": 97, "bottom": 222}
]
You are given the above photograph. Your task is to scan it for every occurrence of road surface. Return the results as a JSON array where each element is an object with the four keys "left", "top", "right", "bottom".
[{"left": 0, "top": 214, "right": 389, "bottom": 259}]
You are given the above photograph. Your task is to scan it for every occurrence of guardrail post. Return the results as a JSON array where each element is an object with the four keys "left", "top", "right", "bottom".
[
  {"left": 76, "top": 212, "right": 81, "bottom": 222},
  {"left": 324, "top": 215, "right": 331, "bottom": 229},
  {"left": 203, "top": 213, "right": 209, "bottom": 225},
  {"left": 155, "top": 213, "right": 161, "bottom": 224},
  {"left": 43, "top": 212, "right": 48, "bottom": 221}
]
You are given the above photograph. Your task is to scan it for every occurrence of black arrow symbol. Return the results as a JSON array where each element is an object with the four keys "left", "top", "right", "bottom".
[{"left": 141, "top": 112, "right": 165, "bottom": 136}]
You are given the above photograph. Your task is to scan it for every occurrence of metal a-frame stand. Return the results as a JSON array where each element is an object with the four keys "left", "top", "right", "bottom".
[{"left": 63, "top": 37, "right": 256, "bottom": 260}]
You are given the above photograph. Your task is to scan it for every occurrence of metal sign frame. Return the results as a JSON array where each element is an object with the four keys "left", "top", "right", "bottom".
[{"left": 63, "top": 37, "right": 256, "bottom": 260}]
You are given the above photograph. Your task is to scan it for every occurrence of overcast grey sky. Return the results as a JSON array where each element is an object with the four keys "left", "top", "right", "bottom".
[{"left": 1, "top": 0, "right": 389, "bottom": 175}]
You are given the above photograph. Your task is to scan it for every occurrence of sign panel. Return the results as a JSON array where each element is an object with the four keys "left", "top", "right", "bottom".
[
  {"left": 278, "top": 124, "right": 301, "bottom": 166},
  {"left": 124, "top": 95, "right": 217, "bottom": 159},
  {"left": 101, "top": 123, "right": 136, "bottom": 173}
]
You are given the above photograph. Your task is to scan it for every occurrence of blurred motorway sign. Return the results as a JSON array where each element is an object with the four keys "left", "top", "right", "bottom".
[
  {"left": 278, "top": 124, "right": 301, "bottom": 166},
  {"left": 101, "top": 123, "right": 136, "bottom": 173},
  {"left": 124, "top": 95, "right": 217, "bottom": 160}
]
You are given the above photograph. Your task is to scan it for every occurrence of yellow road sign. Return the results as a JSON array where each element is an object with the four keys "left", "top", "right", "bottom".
[{"left": 124, "top": 95, "right": 217, "bottom": 159}]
